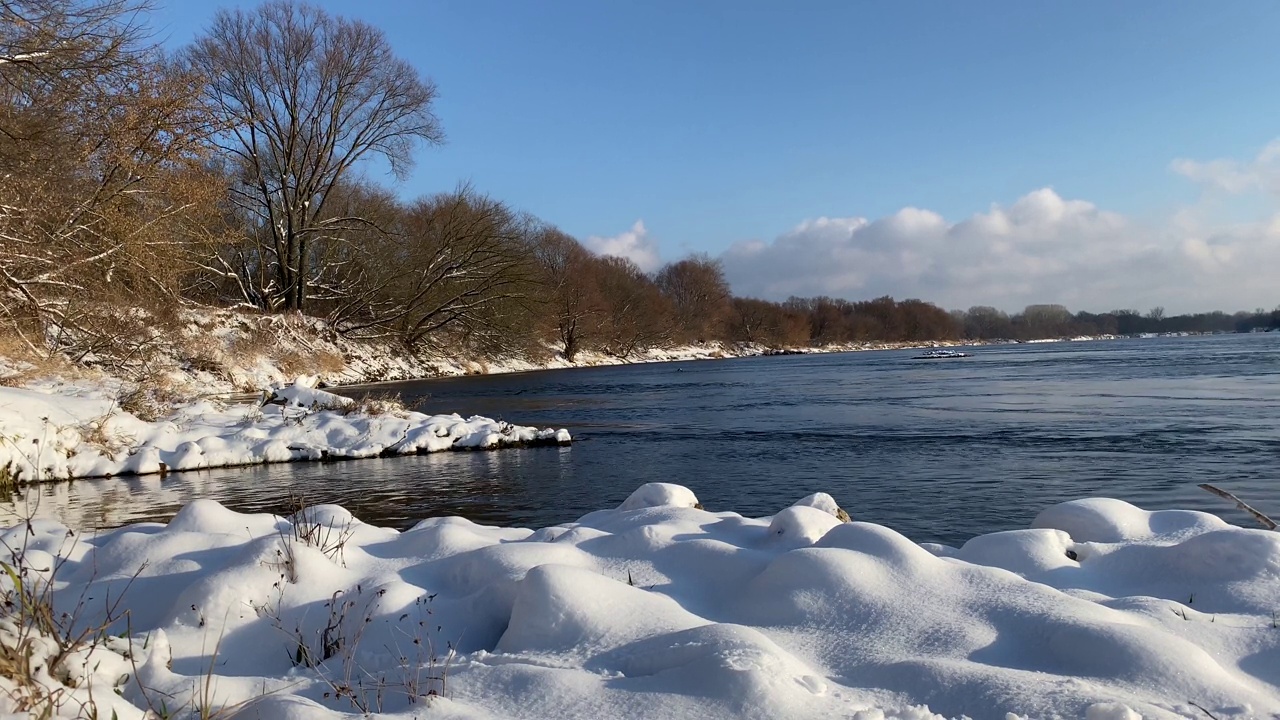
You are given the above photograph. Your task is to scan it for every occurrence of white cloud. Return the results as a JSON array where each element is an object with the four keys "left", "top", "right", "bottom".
[
  {"left": 584, "top": 220, "right": 662, "bottom": 273},
  {"left": 720, "top": 186, "right": 1280, "bottom": 314},
  {"left": 1171, "top": 140, "right": 1280, "bottom": 196}
]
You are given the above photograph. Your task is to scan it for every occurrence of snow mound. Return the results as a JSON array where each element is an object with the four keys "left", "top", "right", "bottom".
[
  {"left": 618, "top": 482, "right": 702, "bottom": 511},
  {"left": 3, "top": 488, "right": 1278, "bottom": 719},
  {"left": 767, "top": 505, "right": 844, "bottom": 548},
  {"left": 953, "top": 528, "right": 1077, "bottom": 575},
  {"left": 791, "top": 491, "right": 852, "bottom": 521},
  {"left": 1031, "top": 497, "right": 1228, "bottom": 542},
  {"left": 1085, "top": 703, "right": 1144, "bottom": 720},
  {"left": 267, "top": 381, "right": 353, "bottom": 409}
]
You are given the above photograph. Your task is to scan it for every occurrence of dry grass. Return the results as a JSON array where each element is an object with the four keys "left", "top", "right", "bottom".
[
  {"left": 229, "top": 323, "right": 277, "bottom": 361},
  {"left": 228, "top": 318, "right": 347, "bottom": 380},
  {"left": 313, "top": 349, "right": 346, "bottom": 374},
  {"left": 285, "top": 494, "right": 357, "bottom": 565},
  {"left": 179, "top": 338, "right": 228, "bottom": 377},
  {"left": 117, "top": 370, "right": 188, "bottom": 423},
  {"left": 0, "top": 516, "right": 145, "bottom": 717},
  {"left": 0, "top": 626, "right": 49, "bottom": 718},
  {"left": 274, "top": 348, "right": 345, "bottom": 378},
  {"left": 0, "top": 464, "right": 14, "bottom": 495},
  {"left": 73, "top": 416, "right": 135, "bottom": 458},
  {"left": 343, "top": 392, "right": 407, "bottom": 417},
  {"left": 464, "top": 359, "right": 490, "bottom": 376},
  {"left": 0, "top": 330, "right": 77, "bottom": 388},
  {"left": 515, "top": 342, "right": 556, "bottom": 366},
  {"left": 274, "top": 348, "right": 312, "bottom": 378},
  {"left": 0, "top": 330, "right": 39, "bottom": 364}
]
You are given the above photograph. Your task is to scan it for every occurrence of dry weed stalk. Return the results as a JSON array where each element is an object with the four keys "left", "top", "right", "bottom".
[
  {"left": 282, "top": 495, "right": 357, "bottom": 566},
  {"left": 116, "top": 371, "right": 187, "bottom": 423},
  {"left": 74, "top": 410, "right": 136, "bottom": 459},
  {"left": 1199, "top": 483, "right": 1278, "bottom": 531},
  {"left": 342, "top": 392, "right": 407, "bottom": 417},
  {"left": 0, "top": 495, "right": 145, "bottom": 717},
  {"left": 250, "top": 499, "right": 456, "bottom": 713}
]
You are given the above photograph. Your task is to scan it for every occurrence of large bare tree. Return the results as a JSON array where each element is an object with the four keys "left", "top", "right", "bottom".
[
  {"left": 532, "top": 229, "right": 604, "bottom": 362},
  {"left": 185, "top": 0, "right": 442, "bottom": 313}
]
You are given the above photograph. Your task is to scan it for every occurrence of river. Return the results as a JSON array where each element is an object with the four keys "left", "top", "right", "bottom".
[{"left": 6, "top": 333, "right": 1280, "bottom": 546}]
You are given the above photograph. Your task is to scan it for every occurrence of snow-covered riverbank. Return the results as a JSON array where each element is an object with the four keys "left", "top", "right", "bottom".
[
  {"left": 1, "top": 483, "right": 1275, "bottom": 719},
  {"left": 0, "top": 306, "right": 1116, "bottom": 485},
  {"left": 0, "top": 308, "right": 1120, "bottom": 400},
  {"left": 0, "top": 378, "right": 569, "bottom": 483}
]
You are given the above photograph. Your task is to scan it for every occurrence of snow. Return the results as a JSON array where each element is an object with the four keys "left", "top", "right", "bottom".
[
  {"left": 617, "top": 482, "right": 703, "bottom": 511},
  {"left": 791, "top": 491, "right": 853, "bottom": 521},
  {"left": 3, "top": 486, "right": 1277, "bottom": 719},
  {"left": 0, "top": 378, "right": 570, "bottom": 481}
]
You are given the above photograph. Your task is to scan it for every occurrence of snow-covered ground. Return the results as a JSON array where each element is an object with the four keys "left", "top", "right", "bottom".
[
  {"left": 1, "top": 483, "right": 1276, "bottom": 719},
  {"left": 0, "top": 377, "right": 569, "bottom": 482}
]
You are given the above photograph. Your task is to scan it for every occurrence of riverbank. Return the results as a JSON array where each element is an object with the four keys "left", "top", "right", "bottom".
[
  {"left": 0, "top": 377, "right": 569, "bottom": 485},
  {"left": 0, "top": 306, "right": 1124, "bottom": 486},
  {"left": 2, "top": 483, "right": 1274, "bottom": 719},
  {"left": 0, "top": 307, "right": 1120, "bottom": 400}
]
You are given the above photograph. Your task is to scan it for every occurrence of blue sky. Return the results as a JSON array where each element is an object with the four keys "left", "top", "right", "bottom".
[{"left": 151, "top": 1, "right": 1280, "bottom": 312}]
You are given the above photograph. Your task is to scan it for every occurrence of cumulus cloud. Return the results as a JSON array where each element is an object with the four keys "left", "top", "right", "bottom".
[
  {"left": 584, "top": 220, "right": 662, "bottom": 273},
  {"left": 720, "top": 186, "right": 1280, "bottom": 314},
  {"left": 1171, "top": 140, "right": 1280, "bottom": 196}
]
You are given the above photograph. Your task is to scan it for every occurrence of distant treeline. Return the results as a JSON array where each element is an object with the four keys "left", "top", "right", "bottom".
[
  {"left": 954, "top": 304, "right": 1280, "bottom": 341},
  {"left": 720, "top": 299, "right": 1280, "bottom": 350},
  {"left": 1, "top": 1, "right": 1276, "bottom": 368}
]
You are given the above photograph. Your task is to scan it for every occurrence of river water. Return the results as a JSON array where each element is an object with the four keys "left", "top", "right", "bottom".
[{"left": 7, "top": 334, "right": 1280, "bottom": 546}]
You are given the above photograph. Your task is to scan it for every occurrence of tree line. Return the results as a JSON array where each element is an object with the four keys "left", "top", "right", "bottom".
[
  {"left": 957, "top": 305, "right": 1280, "bottom": 340},
  {"left": 1, "top": 0, "right": 1275, "bottom": 368}
]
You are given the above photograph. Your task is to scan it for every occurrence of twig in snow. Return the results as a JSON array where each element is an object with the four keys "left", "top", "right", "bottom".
[
  {"left": 1198, "top": 483, "right": 1277, "bottom": 530},
  {"left": 1188, "top": 700, "right": 1221, "bottom": 719}
]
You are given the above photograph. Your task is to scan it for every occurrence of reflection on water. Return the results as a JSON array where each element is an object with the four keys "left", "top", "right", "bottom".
[
  {"left": 5, "top": 333, "right": 1280, "bottom": 546},
  {"left": 2, "top": 447, "right": 581, "bottom": 532}
]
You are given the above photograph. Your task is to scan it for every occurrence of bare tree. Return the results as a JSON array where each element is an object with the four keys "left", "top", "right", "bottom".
[
  {"left": 1018, "top": 303, "right": 1073, "bottom": 339},
  {"left": 595, "top": 256, "right": 672, "bottom": 357},
  {"left": 0, "top": 0, "right": 215, "bottom": 358},
  {"left": 333, "top": 187, "right": 535, "bottom": 349},
  {"left": 185, "top": 0, "right": 442, "bottom": 313},
  {"left": 804, "top": 296, "right": 854, "bottom": 343},
  {"left": 532, "top": 229, "right": 603, "bottom": 362},
  {"left": 655, "top": 254, "right": 731, "bottom": 344},
  {"left": 962, "top": 305, "right": 1013, "bottom": 340},
  {"left": 729, "top": 297, "right": 808, "bottom": 347}
]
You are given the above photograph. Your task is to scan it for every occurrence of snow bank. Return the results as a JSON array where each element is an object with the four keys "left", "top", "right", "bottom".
[
  {"left": 0, "top": 379, "right": 570, "bottom": 481},
  {"left": 2, "top": 488, "right": 1277, "bottom": 719}
]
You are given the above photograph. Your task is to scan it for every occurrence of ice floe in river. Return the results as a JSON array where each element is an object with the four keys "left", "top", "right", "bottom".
[{"left": 2, "top": 482, "right": 1277, "bottom": 718}]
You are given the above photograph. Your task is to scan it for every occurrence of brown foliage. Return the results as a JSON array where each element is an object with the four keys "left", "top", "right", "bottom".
[
  {"left": 595, "top": 256, "right": 673, "bottom": 358},
  {"left": 729, "top": 297, "right": 809, "bottom": 347},
  {"left": 655, "top": 255, "right": 731, "bottom": 344},
  {"left": 0, "top": 0, "right": 219, "bottom": 358},
  {"left": 332, "top": 186, "right": 537, "bottom": 351},
  {"left": 532, "top": 228, "right": 604, "bottom": 361}
]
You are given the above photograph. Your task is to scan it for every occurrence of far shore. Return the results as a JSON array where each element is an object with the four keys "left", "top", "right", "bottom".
[{"left": 222, "top": 334, "right": 1136, "bottom": 399}]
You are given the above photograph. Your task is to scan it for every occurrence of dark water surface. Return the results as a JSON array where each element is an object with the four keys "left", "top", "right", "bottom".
[{"left": 9, "top": 334, "right": 1280, "bottom": 546}]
